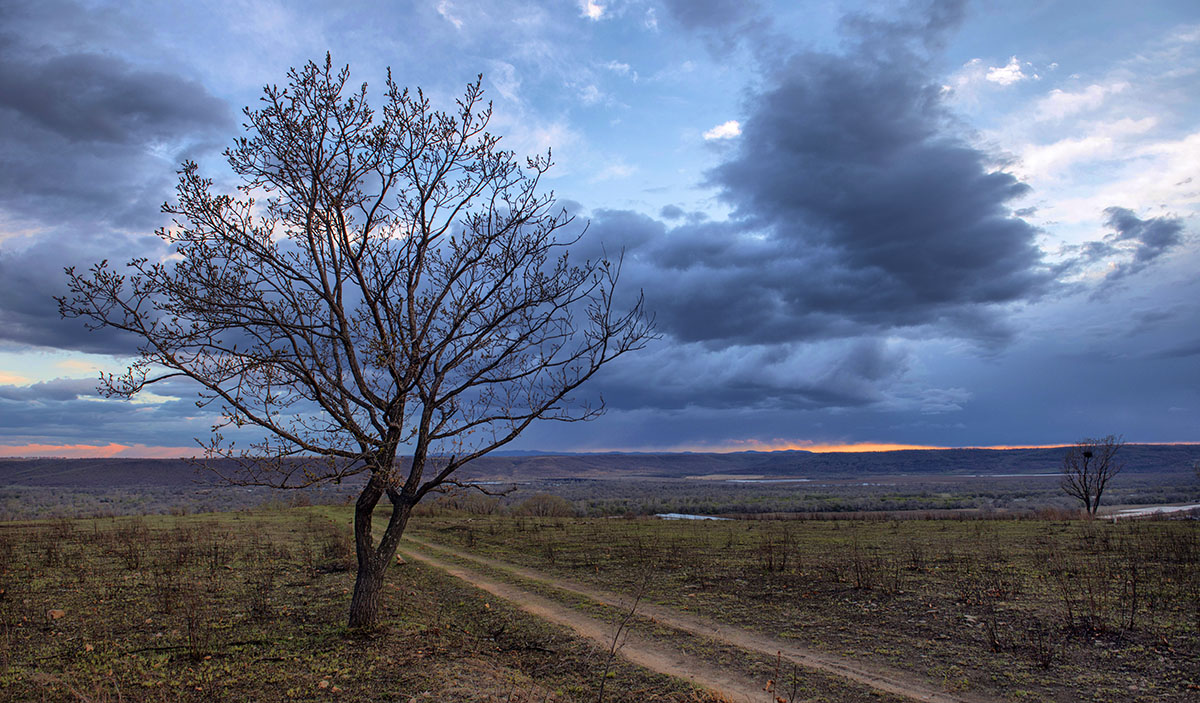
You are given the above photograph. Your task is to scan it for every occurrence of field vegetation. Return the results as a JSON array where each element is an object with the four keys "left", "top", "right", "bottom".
[
  {"left": 3, "top": 468, "right": 1197, "bottom": 522},
  {"left": 3, "top": 472, "right": 1199, "bottom": 701},
  {"left": 411, "top": 512, "right": 1200, "bottom": 702},
  {"left": 0, "top": 507, "right": 728, "bottom": 702}
]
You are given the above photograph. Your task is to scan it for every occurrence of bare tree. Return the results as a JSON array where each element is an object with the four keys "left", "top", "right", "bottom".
[
  {"left": 59, "top": 57, "right": 654, "bottom": 628},
  {"left": 1060, "top": 435, "right": 1124, "bottom": 517}
]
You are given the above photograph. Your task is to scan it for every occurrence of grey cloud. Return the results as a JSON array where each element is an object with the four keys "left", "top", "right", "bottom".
[
  {"left": 0, "top": 374, "right": 234, "bottom": 446},
  {"left": 658, "top": 0, "right": 778, "bottom": 58},
  {"left": 576, "top": 208, "right": 663, "bottom": 264},
  {"left": 572, "top": 0, "right": 1050, "bottom": 417},
  {"left": 1101, "top": 207, "right": 1185, "bottom": 279},
  {"left": 0, "top": 392, "right": 199, "bottom": 445},
  {"left": 0, "top": 377, "right": 99, "bottom": 402},
  {"left": 0, "top": 37, "right": 230, "bottom": 228},
  {"left": 592, "top": 337, "right": 910, "bottom": 412},
  {"left": 598, "top": 3, "right": 1051, "bottom": 350},
  {"left": 0, "top": 47, "right": 228, "bottom": 145},
  {"left": 0, "top": 3, "right": 231, "bottom": 353},
  {"left": 0, "top": 232, "right": 160, "bottom": 353},
  {"left": 840, "top": 0, "right": 966, "bottom": 54},
  {"left": 659, "top": 0, "right": 759, "bottom": 31},
  {"left": 1149, "top": 339, "right": 1200, "bottom": 360},
  {"left": 659, "top": 204, "right": 685, "bottom": 220},
  {"left": 702, "top": 7, "right": 1049, "bottom": 343}
]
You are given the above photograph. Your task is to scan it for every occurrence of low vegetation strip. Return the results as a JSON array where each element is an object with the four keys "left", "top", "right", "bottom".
[
  {"left": 404, "top": 536, "right": 986, "bottom": 703},
  {"left": 1, "top": 508, "right": 746, "bottom": 702},
  {"left": 399, "top": 543, "right": 764, "bottom": 701},
  {"left": 410, "top": 515, "right": 1200, "bottom": 701}
]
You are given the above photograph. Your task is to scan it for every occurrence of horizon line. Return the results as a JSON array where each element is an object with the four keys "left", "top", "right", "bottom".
[{"left": 2, "top": 439, "right": 1199, "bottom": 459}]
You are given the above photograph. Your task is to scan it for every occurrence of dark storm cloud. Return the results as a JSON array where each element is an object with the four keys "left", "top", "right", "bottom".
[
  {"left": 591, "top": 338, "right": 910, "bottom": 412},
  {"left": 0, "top": 234, "right": 159, "bottom": 354},
  {"left": 659, "top": 204, "right": 685, "bottom": 220},
  {"left": 578, "top": 0, "right": 1054, "bottom": 415},
  {"left": 0, "top": 376, "right": 202, "bottom": 445},
  {"left": 0, "top": 36, "right": 230, "bottom": 227},
  {"left": 1100, "top": 207, "right": 1185, "bottom": 280},
  {"left": 0, "top": 48, "right": 228, "bottom": 145},
  {"left": 0, "top": 377, "right": 98, "bottom": 402},
  {"left": 658, "top": 0, "right": 778, "bottom": 58},
  {"left": 708, "top": 34, "right": 1050, "bottom": 339},
  {"left": 600, "top": 0, "right": 1051, "bottom": 352},
  {"left": 0, "top": 2, "right": 230, "bottom": 352}
]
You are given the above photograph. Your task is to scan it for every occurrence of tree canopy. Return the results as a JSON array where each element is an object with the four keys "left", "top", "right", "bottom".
[{"left": 60, "top": 57, "right": 653, "bottom": 626}]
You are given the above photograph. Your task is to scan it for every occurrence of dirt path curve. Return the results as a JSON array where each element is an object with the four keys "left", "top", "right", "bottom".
[
  {"left": 403, "top": 536, "right": 991, "bottom": 703},
  {"left": 399, "top": 542, "right": 765, "bottom": 701}
]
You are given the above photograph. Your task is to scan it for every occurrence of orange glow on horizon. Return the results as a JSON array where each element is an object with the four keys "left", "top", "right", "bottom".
[
  {"left": 600, "top": 438, "right": 1077, "bottom": 454},
  {"left": 1, "top": 440, "right": 1196, "bottom": 459},
  {"left": 0, "top": 443, "right": 201, "bottom": 459},
  {"left": 769, "top": 442, "right": 1075, "bottom": 453},
  {"left": 592, "top": 439, "right": 1199, "bottom": 454}
]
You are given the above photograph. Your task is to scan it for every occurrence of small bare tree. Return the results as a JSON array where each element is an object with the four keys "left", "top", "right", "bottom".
[
  {"left": 1060, "top": 435, "right": 1123, "bottom": 517},
  {"left": 59, "top": 57, "right": 653, "bottom": 628}
]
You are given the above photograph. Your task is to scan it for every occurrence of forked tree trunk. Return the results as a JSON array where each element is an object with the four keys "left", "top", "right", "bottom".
[{"left": 348, "top": 474, "right": 412, "bottom": 629}]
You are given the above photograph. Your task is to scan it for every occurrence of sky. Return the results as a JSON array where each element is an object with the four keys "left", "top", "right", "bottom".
[{"left": 0, "top": 0, "right": 1197, "bottom": 457}]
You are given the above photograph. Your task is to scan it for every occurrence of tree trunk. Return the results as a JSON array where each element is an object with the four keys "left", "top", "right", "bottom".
[
  {"left": 347, "top": 473, "right": 413, "bottom": 629},
  {"left": 348, "top": 558, "right": 385, "bottom": 628}
]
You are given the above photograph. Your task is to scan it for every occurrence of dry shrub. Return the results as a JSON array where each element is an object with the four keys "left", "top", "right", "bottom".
[{"left": 512, "top": 493, "right": 575, "bottom": 518}]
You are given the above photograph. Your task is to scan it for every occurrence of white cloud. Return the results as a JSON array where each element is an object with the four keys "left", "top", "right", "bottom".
[
  {"left": 436, "top": 0, "right": 463, "bottom": 30},
  {"left": 590, "top": 161, "right": 636, "bottom": 182},
  {"left": 486, "top": 60, "right": 521, "bottom": 103},
  {"left": 1022, "top": 129, "right": 1199, "bottom": 230},
  {"left": 579, "top": 84, "right": 603, "bottom": 104},
  {"left": 703, "top": 120, "right": 741, "bottom": 140},
  {"left": 1020, "top": 135, "right": 1114, "bottom": 179},
  {"left": 945, "top": 56, "right": 1043, "bottom": 103},
  {"left": 580, "top": 0, "right": 605, "bottom": 21},
  {"left": 1035, "top": 82, "right": 1128, "bottom": 122},
  {"left": 603, "top": 60, "right": 632, "bottom": 76},
  {"left": 491, "top": 117, "right": 581, "bottom": 176},
  {"left": 1017, "top": 117, "right": 1158, "bottom": 180},
  {"left": 986, "top": 56, "right": 1028, "bottom": 86}
]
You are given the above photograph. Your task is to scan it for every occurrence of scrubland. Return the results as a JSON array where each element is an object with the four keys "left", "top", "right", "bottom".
[
  {"left": 0, "top": 508, "right": 725, "bottom": 702},
  {"left": 411, "top": 513, "right": 1200, "bottom": 702},
  {"left": 2, "top": 502, "right": 1197, "bottom": 702}
]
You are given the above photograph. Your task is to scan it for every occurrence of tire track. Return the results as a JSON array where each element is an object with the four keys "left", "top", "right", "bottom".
[
  {"left": 403, "top": 535, "right": 992, "bottom": 703},
  {"left": 399, "top": 543, "right": 766, "bottom": 701}
]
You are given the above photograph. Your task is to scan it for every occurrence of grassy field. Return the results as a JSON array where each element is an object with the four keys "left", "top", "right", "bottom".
[
  {"left": 410, "top": 514, "right": 1200, "bottom": 702},
  {"left": 4, "top": 505, "right": 1198, "bottom": 702},
  {"left": 0, "top": 507, "right": 729, "bottom": 702}
]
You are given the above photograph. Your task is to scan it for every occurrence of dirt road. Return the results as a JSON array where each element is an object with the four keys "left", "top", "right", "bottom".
[
  {"left": 401, "top": 536, "right": 991, "bottom": 703},
  {"left": 400, "top": 542, "right": 766, "bottom": 701}
]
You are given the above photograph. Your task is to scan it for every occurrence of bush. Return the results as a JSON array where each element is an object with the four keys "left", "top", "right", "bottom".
[{"left": 512, "top": 493, "right": 576, "bottom": 517}]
